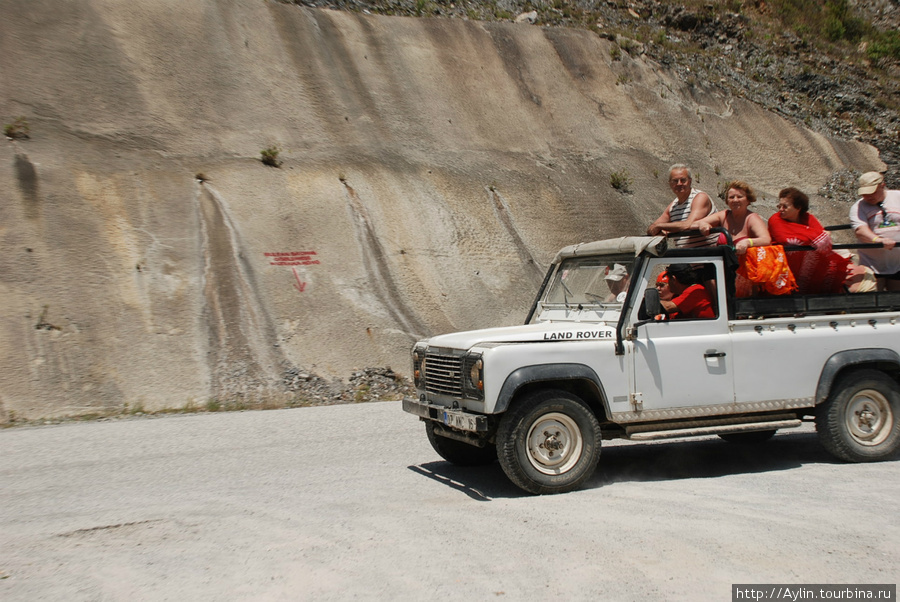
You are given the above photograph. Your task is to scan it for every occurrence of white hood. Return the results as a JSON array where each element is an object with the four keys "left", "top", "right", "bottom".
[{"left": 423, "top": 321, "right": 618, "bottom": 350}]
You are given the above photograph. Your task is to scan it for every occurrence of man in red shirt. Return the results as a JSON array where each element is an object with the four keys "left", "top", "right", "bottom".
[{"left": 660, "top": 264, "right": 716, "bottom": 319}]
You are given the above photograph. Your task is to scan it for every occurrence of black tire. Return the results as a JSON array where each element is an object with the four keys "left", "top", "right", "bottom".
[
  {"left": 496, "top": 389, "right": 602, "bottom": 495},
  {"left": 816, "top": 369, "right": 900, "bottom": 462},
  {"left": 425, "top": 422, "right": 497, "bottom": 466},
  {"left": 718, "top": 430, "right": 777, "bottom": 444}
]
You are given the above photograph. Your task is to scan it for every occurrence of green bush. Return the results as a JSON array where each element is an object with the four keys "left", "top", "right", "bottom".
[
  {"left": 769, "top": 0, "right": 867, "bottom": 43},
  {"left": 609, "top": 170, "right": 632, "bottom": 193},
  {"left": 868, "top": 30, "right": 900, "bottom": 62},
  {"left": 260, "top": 145, "right": 282, "bottom": 168},
  {"left": 826, "top": 0, "right": 866, "bottom": 41},
  {"left": 823, "top": 15, "right": 845, "bottom": 42}
]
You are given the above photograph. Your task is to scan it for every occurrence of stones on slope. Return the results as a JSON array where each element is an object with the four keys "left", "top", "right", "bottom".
[
  {"left": 282, "top": 366, "right": 414, "bottom": 404},
  {"left": 515, "top": 10, "right": 537, "bottom": 24},
  {"left": 818, "top": 168, "right": 864, "bottom": 203}
]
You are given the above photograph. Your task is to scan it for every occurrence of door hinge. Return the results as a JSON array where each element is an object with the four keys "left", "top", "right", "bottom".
[{"left": 631, "top": 392, "right": 643, "bottom": 412}]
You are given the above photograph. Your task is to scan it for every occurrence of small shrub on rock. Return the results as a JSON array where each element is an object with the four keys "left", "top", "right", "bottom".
[
  {"left": 260, "top": 145, "right": 282, "bottom": 168},
  {"left": 609, "top": 169, "right": 632, "bottom": 193},
  {"left": 4, "top": 117, "right": 30, "bottom": 140}
]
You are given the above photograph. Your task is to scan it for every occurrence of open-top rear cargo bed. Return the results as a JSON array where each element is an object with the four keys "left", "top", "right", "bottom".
[{"left": 734, "top": 291, "right": 900, "bottom": 319}]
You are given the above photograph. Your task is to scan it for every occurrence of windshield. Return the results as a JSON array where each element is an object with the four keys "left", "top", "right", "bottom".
[{"left": 543, "top": 255, "right": 636, "bottom": 307}]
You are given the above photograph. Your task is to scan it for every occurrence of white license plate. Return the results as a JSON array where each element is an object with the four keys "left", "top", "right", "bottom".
[{"left": 442, "top": 410, "right": 478, "bottom": 432}]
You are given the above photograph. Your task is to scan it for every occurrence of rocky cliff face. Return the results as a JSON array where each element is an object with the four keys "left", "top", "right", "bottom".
[
  {"left": 0, "top": 0, "right": 884, "bottom": 420},
  {"left": 289, "top": 0, "right": 900, "bottom": 181}
]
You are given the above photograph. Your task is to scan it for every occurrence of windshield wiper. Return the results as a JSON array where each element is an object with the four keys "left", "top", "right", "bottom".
[{"left": 560, "top": 279, "right": 574, "bottom": 307}]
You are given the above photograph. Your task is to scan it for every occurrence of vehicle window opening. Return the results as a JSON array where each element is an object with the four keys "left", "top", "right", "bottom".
[{"left": 648, "top": 262, "right": 718, "bottom": 321}]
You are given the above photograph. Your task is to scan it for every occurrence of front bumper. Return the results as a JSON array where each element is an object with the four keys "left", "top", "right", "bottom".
[{"left": 402, "top": 398, "right": 489, "bottom": 433}]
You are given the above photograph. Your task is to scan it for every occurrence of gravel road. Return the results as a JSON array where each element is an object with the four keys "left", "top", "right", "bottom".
[{"left": 1, "top": 402, "right": 897, "bottom": 600}]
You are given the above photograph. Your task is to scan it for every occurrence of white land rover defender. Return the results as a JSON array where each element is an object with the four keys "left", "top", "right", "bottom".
[{"left": 402, "top": 234, "right": 900, "bottom": 494}]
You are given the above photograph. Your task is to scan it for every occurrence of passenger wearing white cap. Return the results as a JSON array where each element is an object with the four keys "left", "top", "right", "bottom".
[
  {"left": 604, "top": 263, "right": 630, "bottom": 302},
  {"left": 849, "top": 171, "right": 900, "bottom": 290}
]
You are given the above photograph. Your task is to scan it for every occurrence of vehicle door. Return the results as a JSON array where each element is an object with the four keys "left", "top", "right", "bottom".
[{"left": 625, "top": 258, "right": 735, "bottom": 411}]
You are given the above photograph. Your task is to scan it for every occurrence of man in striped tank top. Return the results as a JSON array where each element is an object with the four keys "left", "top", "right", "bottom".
[{"left": 647, "top": 164, "right": 718, "bottom": 247}]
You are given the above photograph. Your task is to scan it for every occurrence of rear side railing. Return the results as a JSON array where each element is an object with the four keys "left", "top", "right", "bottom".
[{"left": 667, "top": 224, "right": 886, "bottom": 252}]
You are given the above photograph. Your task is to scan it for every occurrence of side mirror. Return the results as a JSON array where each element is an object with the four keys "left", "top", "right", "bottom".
[
  {"left": 642, "top": 287, "right": 662, "bottom": 317},
  {"left": 629, "top": 288, "right": 662, "bottom": 338}
]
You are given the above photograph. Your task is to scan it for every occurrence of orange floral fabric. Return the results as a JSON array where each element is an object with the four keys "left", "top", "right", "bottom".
[{"left": 737, "top": 245, "right": 798, "bottom": 297}]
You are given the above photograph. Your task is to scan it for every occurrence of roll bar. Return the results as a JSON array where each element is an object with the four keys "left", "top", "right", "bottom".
[{"left": 668, "top": 225, "right": 886, "bottom": 252}]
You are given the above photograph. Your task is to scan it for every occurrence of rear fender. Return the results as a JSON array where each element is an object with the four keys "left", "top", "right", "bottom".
[{"left": 815, "top": 348, "right": 900, "bottom": 404}]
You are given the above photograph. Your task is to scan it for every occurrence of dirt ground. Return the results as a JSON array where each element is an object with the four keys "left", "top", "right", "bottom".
[{"left": 1, "top": 402, "right": 897, "bottom": 600}]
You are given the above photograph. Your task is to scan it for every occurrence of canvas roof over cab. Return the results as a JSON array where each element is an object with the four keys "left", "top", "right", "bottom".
[{"left": 553, "top": 236, "right": 667, "bottom": 263}]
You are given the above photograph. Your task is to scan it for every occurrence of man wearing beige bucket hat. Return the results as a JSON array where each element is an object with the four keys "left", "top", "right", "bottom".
[{"left": 849, "top": 171, "right": 900, "bottom": 290}]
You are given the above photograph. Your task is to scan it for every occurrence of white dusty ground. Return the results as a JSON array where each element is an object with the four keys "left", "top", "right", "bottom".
[{"left": 1, "top": 402, "right": 897, "bottom": 600}]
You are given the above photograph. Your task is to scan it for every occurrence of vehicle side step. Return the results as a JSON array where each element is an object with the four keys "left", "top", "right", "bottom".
[{"left": 627, "top": 419, "right": 802, "bottom": 441}]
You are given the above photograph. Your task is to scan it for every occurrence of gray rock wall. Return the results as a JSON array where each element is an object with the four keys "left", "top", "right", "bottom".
[{"left": 0, "top": 0, "right": 884, "bottom": 419}]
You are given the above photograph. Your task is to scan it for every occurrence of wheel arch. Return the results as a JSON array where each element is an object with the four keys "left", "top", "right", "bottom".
[
  {"left": 815, "top": 348, "right": 900, "bottom": 405},
  {"left": 495, "top": 364, "right": 609, "bottom": 420}
]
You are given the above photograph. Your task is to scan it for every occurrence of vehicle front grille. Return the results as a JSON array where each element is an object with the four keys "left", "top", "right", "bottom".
[{"left": 424, "top": 352, "right": 462, "bottom": 397}]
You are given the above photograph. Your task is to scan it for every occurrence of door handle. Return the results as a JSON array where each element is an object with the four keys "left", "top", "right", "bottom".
[{"left": 704, "top": 351, "right": 726, "bottom": 358}]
